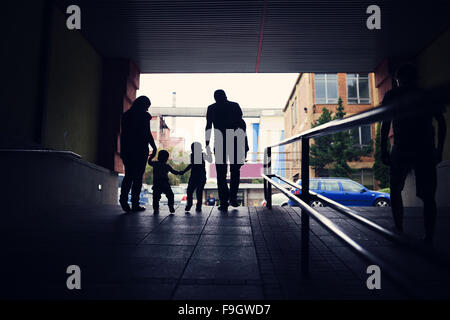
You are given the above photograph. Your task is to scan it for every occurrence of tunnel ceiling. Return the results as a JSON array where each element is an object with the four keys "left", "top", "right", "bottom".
[{"left": 56, "top": 0, "right": 450, "bottom": 73}]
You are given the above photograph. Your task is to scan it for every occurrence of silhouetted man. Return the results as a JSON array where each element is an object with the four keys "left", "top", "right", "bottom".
[
  {"left": 381, "top": 64, "right": 446, "bottom": 244},
  {"left": 119, "top": 96, "right": 157, "bottom": 212},
  {"left": 205, "top": 90, "right": 247, "bottom": 211}
]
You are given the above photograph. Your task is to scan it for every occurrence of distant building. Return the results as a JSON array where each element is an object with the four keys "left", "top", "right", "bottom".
[
  {"left": 283, "top": 73, "right": 378, "bottom": 189},
  {"left": 150, "top": 114, "right": 186, "bottom": 155}
]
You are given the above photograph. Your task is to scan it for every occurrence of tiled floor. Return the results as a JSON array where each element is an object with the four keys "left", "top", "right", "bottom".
[{"left": 1, "top": 204, "right": 450, "bottom": 299}]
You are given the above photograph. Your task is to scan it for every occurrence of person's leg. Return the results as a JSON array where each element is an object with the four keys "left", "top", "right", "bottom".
[
  {"left": 119, "top": 160, "right": 133, "bottom": 212},
  {"left": 195, "top": 179, "right": 206, "bottom": 211},
  {"left": 185, "top": 179, "right": 195, "bottom": 211},
  {"left": 120, "top": 162, "right": 132, "bottom": 201},
  {"left": 131, "top": 156, "right": 147, "bottom": 210},
  {"left": 152, "top": 186, "right": 162, "bottom": 214},
  {"left": 165, "top": 186, "right": 175, "bottom": 213},
  {"left": 415, "top": 156, "right": 438, "bottom": 244},
  {"left": 423, "top": 196, "right": 437, "bottom": 244},
  {"left": 389, "top": 149, "right": 409, "bottom": 232},
  {"left": 215, "top": 164, "right": 229, "bottom": 209},
  {"left": 229, "top": 164, "right": 242, "bottom": 206}
]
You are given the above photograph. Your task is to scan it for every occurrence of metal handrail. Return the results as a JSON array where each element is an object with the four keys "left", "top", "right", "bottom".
[
  {"left": 271, "top": 173, "right": 450, "bottom": 271},
  {"left": 268, "top": 81, "right": 450, "bottom": 149},
  {"left": 262, "top": 81, "right": 450, "bottom": 297},
  {"left": 262, "top": 173, "right": 416, "bottom": 298}
]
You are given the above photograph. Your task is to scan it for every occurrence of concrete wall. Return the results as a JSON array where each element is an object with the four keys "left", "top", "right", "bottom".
[
  {"left": 43, "top": 8, "right": 103, "bottom": 164},
  {"left": 0, "top": 2, "right": 48, "bottom": 148},
  {"left": 1, "top": 150, "right": 118, "bottom": 211},
  {"left": 1, "top": 4, "right": 135, "bottom": 209}
]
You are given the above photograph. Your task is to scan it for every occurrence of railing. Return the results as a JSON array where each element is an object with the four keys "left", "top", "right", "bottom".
[{"left": 262, "top": 82, "right": 450, "bottom": 297}]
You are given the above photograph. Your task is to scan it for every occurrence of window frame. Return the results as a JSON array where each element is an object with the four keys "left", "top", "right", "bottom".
[
  {"left": 346, "top": 73, "right": 371, "bottom": 105},
  {"left": 351, "top": 125, "right": 372, "bottom": 147},
  {"left": 291, "top": 96, "right": 298, "bottom": 128},
  {"left": 314, "top": 74, "right": 338, "bottom": 104}
]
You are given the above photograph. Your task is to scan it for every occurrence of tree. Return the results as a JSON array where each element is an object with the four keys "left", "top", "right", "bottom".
[
  {"left": 310, "top": 98, "right": 373, "bottom": 177},
  {"left": 372, "top": 122, "right": 390, "bottom": 188},
  {"left": 310, "top": 107, "right": 334, "bottom": 171}
]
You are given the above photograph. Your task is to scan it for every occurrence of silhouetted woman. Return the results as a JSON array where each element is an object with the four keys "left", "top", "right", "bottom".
[{"left": 119, "top": 96, "right": 157, "bottom": 212}]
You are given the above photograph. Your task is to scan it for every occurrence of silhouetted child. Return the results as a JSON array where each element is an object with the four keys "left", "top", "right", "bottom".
[
  {"left": 148, "top": 150, "right": 185, "bottom": 214},
  {"left": 182, "top": 142, "right": 212, "bottom": 212}
]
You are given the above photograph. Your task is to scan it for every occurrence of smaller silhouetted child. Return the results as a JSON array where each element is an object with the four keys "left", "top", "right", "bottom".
[
  {"left": 148, "top": 150, "right": 185, "bottom": 214},
  {"left": 182, "top": 142, "right": 212, "bottom": 212}
]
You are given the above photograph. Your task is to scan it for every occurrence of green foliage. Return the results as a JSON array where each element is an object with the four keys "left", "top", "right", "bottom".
[
  {"left": 373, "top": 122, "right": 390, "bottom": 188},
  {"left": 251, "top": 178, "right": 264, "bottom": 184},
  {"left": 310, "top": 108, "right": 334, "bottom": 171},
  {"left": 144, "top": 148, "right": 190, "bottom": 186},
  {"left": 310, "top": 97, "right": 373, "bottom": 178}
]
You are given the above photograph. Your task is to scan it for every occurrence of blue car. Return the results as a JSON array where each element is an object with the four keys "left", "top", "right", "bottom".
[{"left": 289, "top": 178, "right": 390, "bottom": 207}]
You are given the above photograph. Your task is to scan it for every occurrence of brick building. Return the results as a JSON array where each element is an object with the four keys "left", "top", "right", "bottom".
[{"left": 283, "top": 73, "right": 379, "bottom": 189}]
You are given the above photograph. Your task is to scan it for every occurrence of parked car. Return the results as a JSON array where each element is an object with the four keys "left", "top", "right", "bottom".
[
  {"left": 289, "top": 178, "right": 390, "bottom": 207},
  {"left": 261, "top": 193, "right": 289, "bottom": 207}
]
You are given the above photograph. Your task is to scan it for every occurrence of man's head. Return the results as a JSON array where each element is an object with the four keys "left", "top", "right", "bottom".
[
  {"left": 214, "top": 89, "right": 227, "bottom": 103},
  {"left": 395, "top": 64, "right": 418, "bottom": 87},
  {"left": 157, "top": 150, "right": 169, "bottom": 162},
  {"left": 132, "top": 96, "right": 151, "bottom": 112}
]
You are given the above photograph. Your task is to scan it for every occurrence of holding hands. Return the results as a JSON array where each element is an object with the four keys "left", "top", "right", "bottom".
[{"left": 148, "top": 149, "right": 157, "bottom": 165}]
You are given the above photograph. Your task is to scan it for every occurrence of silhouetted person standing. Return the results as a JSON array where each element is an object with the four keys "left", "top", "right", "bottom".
[
  {"left": 119, "top": 96, "right": 157, "bottom": 212},
  {"left": 205, "top": 90, "right": 247, "bottom": 211},
  {"left": 381, "top": 64, "right": 446, "bottom": 244},
  {"left": 148, "top": 150, "right": 185, "bottom": 214},
  {"left": 183, "top": 142, "right": 212, "bottom": 212}
]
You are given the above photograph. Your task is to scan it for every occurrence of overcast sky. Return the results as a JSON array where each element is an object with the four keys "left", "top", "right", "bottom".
[{"left": 137, "top": 73, "right": 299, "bottom": 150}]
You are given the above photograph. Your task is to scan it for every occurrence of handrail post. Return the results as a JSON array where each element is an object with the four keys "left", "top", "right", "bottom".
[
  {"left": 267, "top": 147, "right": 272, "bottom": 209},
  {"left": 263, "top": 148, "right": 268, "bottom": 203},
  {"left": 301, "top": 138, "right": 310, "bottom": 276}
]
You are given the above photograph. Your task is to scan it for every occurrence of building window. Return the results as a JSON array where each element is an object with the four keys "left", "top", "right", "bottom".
[
  {"left": 291, "top": 97, "right": 298, "bottom": 128},
  {"left": 314, "top": 74, "right": 338, "bottom": 104},
  {"left": 352, "top": 125, "right": 372, "bottom": 146},
  {"left": 347, "top": 74, "right": 370, "bottom": 104}
]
